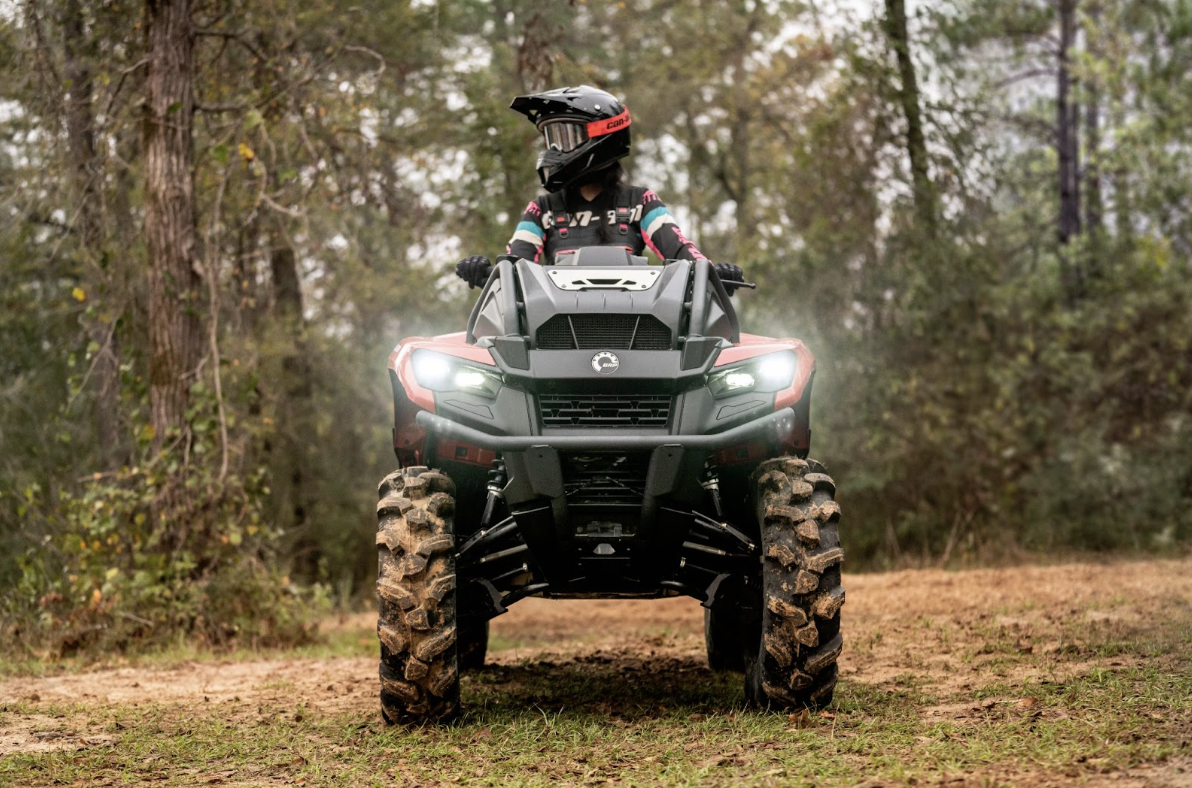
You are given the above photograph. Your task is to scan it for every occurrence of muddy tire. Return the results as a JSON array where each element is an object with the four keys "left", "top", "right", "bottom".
[
  {"left": 375, "top": 466, "right": 460, "bottom": 724},
  {"left": 745, "top": 457, "right": 845, "bottom": 711}
]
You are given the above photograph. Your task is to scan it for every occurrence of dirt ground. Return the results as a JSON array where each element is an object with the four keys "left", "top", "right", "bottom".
[{"left": 2, "top": 559, "right": 1191, "bottom": 786}]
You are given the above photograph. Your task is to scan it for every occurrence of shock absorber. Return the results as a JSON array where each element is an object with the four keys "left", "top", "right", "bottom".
[
  {"left": 480, "top": 458, "right": 507, "bottom": 531},
  {"left": 701, "top": 463, "right": 725, "bottom": 520}
]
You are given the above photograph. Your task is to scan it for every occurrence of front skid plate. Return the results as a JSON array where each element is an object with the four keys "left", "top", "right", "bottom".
[{"left": 462, "top": 445, "right": 756, "bottom": 603}]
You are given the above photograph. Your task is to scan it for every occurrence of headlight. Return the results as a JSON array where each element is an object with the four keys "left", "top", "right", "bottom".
[
  {"left": 453, "top": 370, "right": 488, "bottom": 389},
  {"left": 412, "top": 350, "right": 501, "bottom": 398},
  {"left": 412, "top": 353, "right": 452, "bottom": 388},
  {"left": 756, "top": 353, "right": 797, "bottom": 388},
  {"left": 709, "top": 352, "right": 798, "bottom": 399},
  {"left": 723, "top": 371, "right": 756, "bottom": 390}
]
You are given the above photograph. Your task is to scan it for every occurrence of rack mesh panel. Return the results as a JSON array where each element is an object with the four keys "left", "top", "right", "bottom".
[{"left": 535, "top": 315, "right": 672, "bottom": 350}]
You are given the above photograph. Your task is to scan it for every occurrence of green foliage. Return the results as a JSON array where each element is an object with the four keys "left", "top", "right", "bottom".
[
  {"left": 3, "top": 407, "right": 328, "bottom": 658},
  {"left": 2, "top": 0, "right": 1192, "bottom": 661}
]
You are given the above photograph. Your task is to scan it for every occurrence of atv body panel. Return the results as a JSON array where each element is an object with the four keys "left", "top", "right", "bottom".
[{"left": 387, "top": 252, "right": 814, "bottom": 604}]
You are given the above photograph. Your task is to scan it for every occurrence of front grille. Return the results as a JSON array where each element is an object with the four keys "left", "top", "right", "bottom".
[
  {"left": 539, "top": 393, "right": 672, "bottom": 429},
  {"left": 536, "top": 315, "right": 672, "bottom": 350},
  {"left": 561, "top": 453, "right": 650, "bottom": 506}
]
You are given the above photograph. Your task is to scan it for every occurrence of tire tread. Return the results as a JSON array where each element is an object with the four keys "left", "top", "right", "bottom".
[
  {"left": 746, "top": 457, "right": 845, "bottom": 711},
  {"left": 376, "top": 466, "right": 461, "bottom": 724}
]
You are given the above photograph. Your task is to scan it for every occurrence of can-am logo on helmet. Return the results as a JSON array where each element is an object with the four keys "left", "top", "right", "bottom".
[
  {"left": 586, "top": 108, "right": 632, "bottom": 137},
  {"left": 591, "top": 352, "right": 620, "bottom": 374}
]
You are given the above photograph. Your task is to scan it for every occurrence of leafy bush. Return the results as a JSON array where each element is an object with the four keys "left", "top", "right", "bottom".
[{"left": 2, "top": 423, "right": 329, "bottom": 659}]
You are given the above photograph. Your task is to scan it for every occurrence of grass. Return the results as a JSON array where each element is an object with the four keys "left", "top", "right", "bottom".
[
  {"left": 3, "top": 628, "right": 1190, "bottom": 787},
  {"left": 3, "top": 561, "right": 1192, "bottom": 787},
  {"left": 0, "top": 612, "right": 379, "bottom": 680}
]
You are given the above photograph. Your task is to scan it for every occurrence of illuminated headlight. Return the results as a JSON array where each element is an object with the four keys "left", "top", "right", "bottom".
[
  {"left": 412, "top": 353, "right": 452, "bottom": 388},
  {"left": 757, "top": 354, "right": 797, "bottom": 388},
  {"left": 411, "top": 350, "right": 501, "bottom": 398},
  {"left": 710, "top": 352, "right": 798, "bottom": 399},
  {"left": 723, "top": 372, "right": 756, "bottom": 390},
  {"left": 453, "top": 370, "right": 488, "bottom": 389}
]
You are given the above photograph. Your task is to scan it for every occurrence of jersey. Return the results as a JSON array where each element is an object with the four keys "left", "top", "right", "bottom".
[{"left": 505, "top": 184, "right": 707, "bottom": 264}]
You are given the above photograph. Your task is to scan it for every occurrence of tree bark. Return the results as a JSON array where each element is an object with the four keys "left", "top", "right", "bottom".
[
  {"left": 1056, "top": 0, "right": 1085, "bottom": 303},
  {"left": 1112, "top": 103, "right": 1132, "bottom": 244},
  {"left": 143, "top": 0, "right": 202, "bottom": 449},
  {"left": 1084, "top": 92, "right": 1101, "bottom": 232},
  {"left": 726, "top": 2, "right": 762, "bottom": 259},
  {"left": 64, "top": 0, "right": 125, "bottom": 467},
  {"left": 269, "top": 236, "right": 317, "bottom": 576},
  {"left": 1084, "top": 4, "right": 1103, "bottom": 248},
  {"left": 1057, "top": 0, "right": 1081, "bottom": 246},
  {"left": 884, "top": 0, "right": 937, "bottom": 238}
]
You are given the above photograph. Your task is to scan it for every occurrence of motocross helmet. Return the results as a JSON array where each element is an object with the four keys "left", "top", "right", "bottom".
[{"left": 510, "top": 85, "right": 631, "bottom": 193}]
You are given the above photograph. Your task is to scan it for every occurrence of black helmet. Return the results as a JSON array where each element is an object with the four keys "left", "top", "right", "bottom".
[{"left": 510, "top": 85, "right": 631, "bottom": 193}]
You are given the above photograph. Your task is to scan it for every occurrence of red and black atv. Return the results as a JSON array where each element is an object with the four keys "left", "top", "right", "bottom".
[{"left": 375, "top": 248, "right": 844, "bottom": 723}]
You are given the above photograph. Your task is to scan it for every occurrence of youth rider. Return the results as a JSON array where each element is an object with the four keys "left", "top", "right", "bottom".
[{"left": 455, "top": 85, "right": 744, "bottom": 289}]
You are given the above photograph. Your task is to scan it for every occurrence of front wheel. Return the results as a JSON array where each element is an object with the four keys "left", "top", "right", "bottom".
[
  {"left": 745, "top": 458, "right": 845, "bottom": 710},
  {"left": 375, "top": 466, "right": 460, "bottom": 724},
  {"left": 457, "top": 615, "right": 489, "bottom": 672},
  {"left": 705, "top": 576, "right": 754, "bottom": 672}
]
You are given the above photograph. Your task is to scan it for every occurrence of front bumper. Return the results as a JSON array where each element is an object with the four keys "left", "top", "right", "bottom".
[{"left": 415, "top": 407, "right": 796, "bottom": 452}]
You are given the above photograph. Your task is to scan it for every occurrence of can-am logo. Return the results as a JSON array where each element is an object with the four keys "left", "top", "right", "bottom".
[
  {"left": 586, "top": 108, "right": 632, "bottom": 137},
  {"left": 591, "top": 352, "right": 620, "bottom": 374}
]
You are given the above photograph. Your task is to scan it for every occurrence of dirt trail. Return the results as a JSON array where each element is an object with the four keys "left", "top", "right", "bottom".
[
  {"left": 2, "top": 559, "right": 1191, "bottom": 786},
  {"left": 8, "top": 561, "right": 1188, "bottom": 713}
]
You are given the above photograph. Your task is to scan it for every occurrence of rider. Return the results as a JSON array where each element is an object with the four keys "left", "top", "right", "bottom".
[{"left": 455, "top": 85, "right": 744, "bottom": 289}]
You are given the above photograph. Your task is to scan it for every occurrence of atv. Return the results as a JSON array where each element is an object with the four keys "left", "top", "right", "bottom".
[{"left": 375, "top": 248, "right": 844, "bottom": 723}]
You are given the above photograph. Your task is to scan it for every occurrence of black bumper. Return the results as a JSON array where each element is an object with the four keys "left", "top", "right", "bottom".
[{"left": 415, "top": 407, "right": 796, "bottom": 452}]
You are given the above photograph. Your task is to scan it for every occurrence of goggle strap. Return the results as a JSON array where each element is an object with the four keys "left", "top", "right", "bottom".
[{"left": 586, "top": 107, "right": 631, "bottom": 138}]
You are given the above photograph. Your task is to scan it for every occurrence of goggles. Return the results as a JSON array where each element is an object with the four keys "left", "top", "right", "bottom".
[
  {"left": 539, "top": 108, "right": 632, "bottom": 153},
  {"left": 542, "top": 121, "right": 588, "bottom": 153}
]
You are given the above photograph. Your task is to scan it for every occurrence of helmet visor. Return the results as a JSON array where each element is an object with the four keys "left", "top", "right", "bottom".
[{"left": 541, "top": 121, "right": 588, "bottom": 153}]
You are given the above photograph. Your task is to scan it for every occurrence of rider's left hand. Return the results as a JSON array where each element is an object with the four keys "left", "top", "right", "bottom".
[{"left": 455, "top": 255, "right": 492, "bottom": 289}]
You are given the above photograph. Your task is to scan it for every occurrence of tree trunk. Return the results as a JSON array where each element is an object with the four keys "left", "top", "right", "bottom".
[
  {"left": 729, "top": 99, "right": 752, "bottom": 258},
  {"left": 1057, "top": 0, "right": 1081, "bottom": 246},
  {"left": 1112, "top": 103, "right": 1132, "bottom": 244},
  {"left": 64, "top": 0, "right": 125, "bottom": 467},
  {"left": 728, "top": 2, "right": 762, "bottom": 259},
  {"left": 1056, "top": 0, "right": 1084, "bottom": 302},
  {"left": 1084, "top": 91, "right": 1101, "bottom": 232},
  {"left": 1084, "top": 66, "right": 1103, "bottom": 280},
  {"left": 143, "top": 0, "right": 202, "bottom": 450},
  {"left": 1084, "top": 3, "right": 1104, "bottom": 274},
  {"left": 269, "top": 237, "right": 317, "bottom": 576},
  {"left": 884, "top": 0, "right": 936, "bottom": 238}
]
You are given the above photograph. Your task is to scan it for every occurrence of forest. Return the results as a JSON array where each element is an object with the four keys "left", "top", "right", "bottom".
[{"left": 1, "top": 0, "right": 1190, "bottom": 656}]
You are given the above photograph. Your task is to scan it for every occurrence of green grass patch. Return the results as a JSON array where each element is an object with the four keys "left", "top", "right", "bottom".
[
  {"left": 3, "top": 633, "right": 1190, "bottom": 788},
  {"left": 0, "top": 612, "right": 378, "bottom": 680}
]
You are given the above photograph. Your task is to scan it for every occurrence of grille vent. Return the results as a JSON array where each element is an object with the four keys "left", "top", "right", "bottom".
[
  {"left": 535, "top": 315, "right": 672, "bottom": 350},
  {"left": 539, "top": 393, "right": 672, "bottom": 429},
  {"left": 560, "top": 453, "right": 650, "bottom": 505}
]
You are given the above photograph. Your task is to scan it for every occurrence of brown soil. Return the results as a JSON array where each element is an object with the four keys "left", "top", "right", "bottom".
[{"left": 2, "top": 558, "right": 1190, "bottom": 785}]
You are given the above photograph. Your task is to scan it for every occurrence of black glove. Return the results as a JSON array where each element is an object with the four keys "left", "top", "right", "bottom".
[
  {"left": 713, "top": 262, "right": 744, "bottom": 296},
  {"left": 455, "top": 255, "right": 492, "bottom": 289}
]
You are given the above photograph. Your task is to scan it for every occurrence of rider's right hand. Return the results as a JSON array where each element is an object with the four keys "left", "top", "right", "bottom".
[
  {"left": 714, "top": 262, "right": 744, "bottom": 284},
  {"left": 455, "top": 255, "right": 492, "bottom": 289},
  {"left": 713, "top": 262, "right": 745, "bottom": 297}
]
